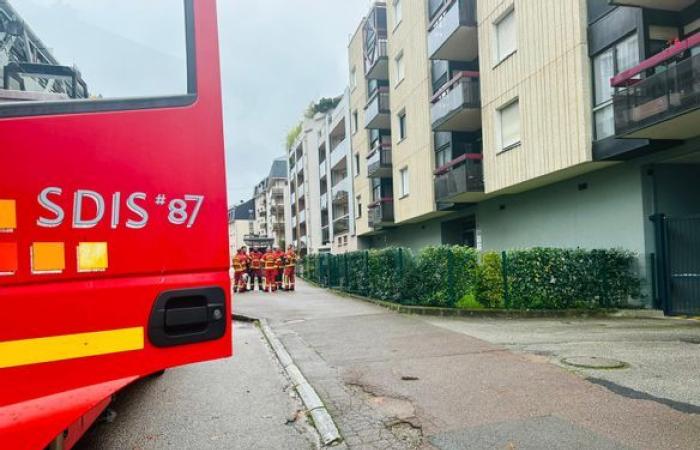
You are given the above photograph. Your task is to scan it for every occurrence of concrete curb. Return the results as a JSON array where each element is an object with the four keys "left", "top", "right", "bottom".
[
  {"left": 258, "top": 318, "right": 343, "bottom": 447},
  {"left": 300, "top": 280, "right": 664, "bottom": 320}
]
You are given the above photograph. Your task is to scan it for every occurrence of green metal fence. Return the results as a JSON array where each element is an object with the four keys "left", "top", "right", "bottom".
[{"left": 299, "top": 246, "right": 640, "bottom": 310}]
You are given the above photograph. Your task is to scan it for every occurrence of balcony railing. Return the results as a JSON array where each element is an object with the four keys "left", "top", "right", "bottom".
[
  {"left": 365, "top": 38, "right": 389, "bottom": 80},
  {"left": 333, "top": 215, "right": 351, "bottom": 235},
  {"left": 612, "top": 37, "right": 700, "bottom": 139},
  {"left": 434, "top": 153, "right": 484, "bottom": 202},
  {"left": 431, "top": 71, "right": 481, "bottom": 131},
  {"left": 365, "top": 87, "right": 391, "bottom": 130},
  {"left": 367, "top": 142, "right": 392, "bottom": 178},
  {"left": 427, "top": 0, "right": 478, "bottom": 62},
  {"left": 320, "top": 193, "right": 328, "bottom": 210},
  {"left": 322, "top": 226, "right": 330, "bottom": 245},
  {"left": 368, "top": 198, "right": 394, "bottom": 229},
  {"left": 330, "top": 138, "right": 349, "bottom": 168}
]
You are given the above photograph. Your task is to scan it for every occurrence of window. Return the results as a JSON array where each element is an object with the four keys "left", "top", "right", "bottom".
[
  {"left": 354, "top": 153, "right": 360, "bottom": 177},
  {"left": 393, "top": 0, "right": 403, "bottom": 28},
  {"left": 356, "top": 195, "right": 362, "bottom": 218},
  {"left": 497, "top": 99, "right": 520, "bottom": 151},
  {"left": 591, "top": 34, "right": 639, "bottom": 140},
  {"left": 352, "top": 110, "right": 359, "bottom": 134},
  {"left": 398, "top": 111, "right": 407, "bottom": 140},
  {"left": 395, "top": 52, "right": 405, "bottom": 84},
  {"left": 0, "top": 0, "right": 191, "bottom": 115},
  {"left": 400, "top": 168, "right": 409, "bottom": 197},
  {"left": 494, "top": 8, "right": 517, "bottom": 64},
  {"left": 350, "top": 67, "right": 357, "bottom": 91}
]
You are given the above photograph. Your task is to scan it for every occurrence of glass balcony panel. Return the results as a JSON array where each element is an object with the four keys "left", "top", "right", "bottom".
[
  {"left": 431, "top": 73, "right": 481, "bottom": 131},
  {"left": 434, "top": 154, "right": 484, "bottom": 203},
  {"left": 365, "top": 88, "right": 391, "bottom": 130},
  {"left": 427, "top": 0, "right": 478, "bottom": 62},
  {"left": 613, "top": 49, "right": 700, "bottom": 139}
]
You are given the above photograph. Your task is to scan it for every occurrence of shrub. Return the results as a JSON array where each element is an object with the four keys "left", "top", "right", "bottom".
[
  {"left": 504, "top": 248, "right": 640, "bottom": 310},
  {"left": 408, "top": 246, "right": 479, "bottom": 308},
  {"left": 475, "top": 252, "right": 504, "bottom": 308},
  {"left": 367, "top": 247, "right": 412, "bottom": 301},
  {"left": 456, "top": 292, "right": 484, "bottom": 310}
]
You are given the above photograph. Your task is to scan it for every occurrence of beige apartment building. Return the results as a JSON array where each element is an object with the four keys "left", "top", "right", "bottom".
[{"left": 346, "top": 0, "right": 700, "bottom": 313}]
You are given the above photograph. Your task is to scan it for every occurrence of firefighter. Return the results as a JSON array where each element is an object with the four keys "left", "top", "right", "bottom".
[
  {"left": 248, "top": 247, "right": 263, "bottom": 291},
  {"left": 262, "top": 247, "right": 277, "bottom": 292},
  {"left": 283, "top": 245, "right": 298, "bottom": 291},
  {"left": 273, "top": 246, "right": 284, "bottom": 291},
  {"left": 232, "top": 247, "right": 249, "bottom": 293}
]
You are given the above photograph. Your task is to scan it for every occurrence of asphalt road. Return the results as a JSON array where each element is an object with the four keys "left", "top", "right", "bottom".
[
  {"left": 75, "top": 321, "right": 317, "bottom": 450},
  {"left": 238, "top": 281, "right": 700, "bottom": 450}
]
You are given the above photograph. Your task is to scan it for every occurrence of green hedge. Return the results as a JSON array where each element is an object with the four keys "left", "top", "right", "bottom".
[{"left": 301, "top": 246, "right": 640, "bottom": 310}]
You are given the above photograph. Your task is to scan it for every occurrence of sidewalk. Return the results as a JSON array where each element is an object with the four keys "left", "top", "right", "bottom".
[{"left": 237, "top": 281, "right": 700, "bottom": 449}]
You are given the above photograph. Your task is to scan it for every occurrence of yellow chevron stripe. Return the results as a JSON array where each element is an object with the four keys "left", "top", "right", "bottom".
[{"left": 0, "top": 327, "right": 144, "bottom": 369}]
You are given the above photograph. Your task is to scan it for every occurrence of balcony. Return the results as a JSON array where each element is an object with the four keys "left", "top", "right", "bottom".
[
  {"left": 368, "top": 198, "right": 394, "bottom": 230},
  {"left": 365, "top": 87, "right": 391, "bottom": 130},
  {"left": 320, "top": 193, "right": 328, "bottom": 211},
  {"left": 332, "top": 179, "right": 350, "bottom": 205},
  {"left": 363, "top": 3, "right": 388, "bottom": 80},
  {"left": 299, "top": 210, "right": 306, "bottom": 224},
  {"left": 333, "top": 192, "right": 349, "bottom": 209},
  {"left": 431, "top": 71, "right": 481, "bottom": 132},
  {"left": 609, "top": 0, "right": 696, "bottom": 11},
  {"left": 330, "top": 138, "right": 349, "bottom": 168},
  {"left": 612, "top": 35, "right": 700, "bottom": 140},
  {"left": 333, "top": 215, "right": 351, "bottom": 235},
  {"left": 322, "top": 226, "right": 330, "bottom": 245},
  {"left": 365, "top": 39, "right": 389, "bottom": 80},
  {"left": 434, "top": 153, "right": 484, "bottom": 203},
  {"left": 428, "top": 0, "right": 478, "bottom": 62},
  {"left": 367, "top": 142, "right": 392, "bottom": 178}
]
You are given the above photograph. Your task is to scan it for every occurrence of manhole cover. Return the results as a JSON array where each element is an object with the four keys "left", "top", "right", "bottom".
[{"left": 561, "top": 356, "right": 628, "bottom": 369}]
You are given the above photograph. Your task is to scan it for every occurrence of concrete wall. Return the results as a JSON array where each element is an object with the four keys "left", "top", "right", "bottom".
[{"left": 653, "top": 164, "right": 700, "bottom": 217}]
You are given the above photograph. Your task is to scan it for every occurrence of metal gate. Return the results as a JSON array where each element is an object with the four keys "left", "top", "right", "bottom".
[{"left": 651, "top": 214, "right": 700, "bottom": 315}]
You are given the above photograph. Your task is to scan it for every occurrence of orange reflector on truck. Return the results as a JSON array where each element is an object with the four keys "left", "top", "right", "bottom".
[
  {"left": 77, "top": 242, "right": 108, "bottom": 272},
  {"left": 0, "top": 242, "right": 18, "bottom": 274},
  {"left": 0, "top": 327, "right": 144, "bottom": 369},
  {"left": 0, "top": 199, "right": 17, "bottom": 232},
  {"left": 31, "top": 242, "right": 65, "bottom": 274}
]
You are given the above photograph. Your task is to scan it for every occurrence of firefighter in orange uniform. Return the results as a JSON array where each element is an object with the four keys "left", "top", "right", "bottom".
[
  {"left": 232, "top": 247, "right": 249, "bottom": 293},
  {"left": 248, "top": 248, "right": 263, "bottom": 291},
  {"left": 273, "top": 246, "right": 284, "bottom": 291},
  {"left": 262, "top": 247, "right": 277, "bottom": 292},
  {"left": 283, "top": 245, "right": 298, "bottom": 291}
]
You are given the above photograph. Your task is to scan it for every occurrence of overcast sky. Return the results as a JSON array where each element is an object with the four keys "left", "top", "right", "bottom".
[
  {"left": 12, "top": 0, "right": 369, "bottom": 206},
  {"left": 218, "top": 0, "right": 368, "bottom": 206}
]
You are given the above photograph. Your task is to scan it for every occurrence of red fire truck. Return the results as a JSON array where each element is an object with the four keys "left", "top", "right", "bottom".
[{"left": 0, "top": 1, "right": 231, "bottom": 448}]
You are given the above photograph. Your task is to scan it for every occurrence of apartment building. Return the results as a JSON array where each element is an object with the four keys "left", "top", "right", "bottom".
[
  {"left": 288, "top": 95, "right": 357, "bottom": 255},
  {"left": 228, "top": 199, "right": 255, "bottom": 253},
  {"left": 252, "top": 158, "right": 289, "bottom": 248},
  {"left": 345, "top": 0, "right": 700, "bottom": 312}
]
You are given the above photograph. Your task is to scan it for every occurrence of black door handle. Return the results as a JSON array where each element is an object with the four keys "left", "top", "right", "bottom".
[{"left": 148, "top": 287, "right": 227, "bottom": 347}]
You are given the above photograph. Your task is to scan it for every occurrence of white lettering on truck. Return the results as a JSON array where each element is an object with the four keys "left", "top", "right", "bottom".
[{"left": 36, "top": 187, "right": 204, "bottom": 229}]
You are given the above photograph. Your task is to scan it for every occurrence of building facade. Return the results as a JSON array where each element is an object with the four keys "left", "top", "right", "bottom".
[
  {"left": 228, "top": 199, "right": 255, "bottom": 254},
  {"left": 341, "top": 0, "right": 700, "bottom": 310},
  {"left": 252, "top": 158, "right": 289, "bottom": 248},
  {"left": 287, "top": 94, "right": 358, "bottom": 255}
]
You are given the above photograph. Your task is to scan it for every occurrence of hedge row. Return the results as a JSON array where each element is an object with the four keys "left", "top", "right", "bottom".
[{"left": 301, "top": 246, "right": 640, "bottom": 310}]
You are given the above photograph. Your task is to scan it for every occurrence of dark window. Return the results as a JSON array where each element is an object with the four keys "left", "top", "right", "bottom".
[{"left": 398, "top": 111, "right": 406, "bottom": 140}]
